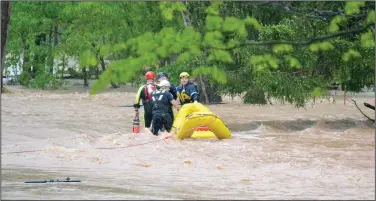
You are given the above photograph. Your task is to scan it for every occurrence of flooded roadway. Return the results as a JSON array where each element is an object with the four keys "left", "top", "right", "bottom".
[{"left": 1, "top": 86, "right": 375, "bottom": 199}]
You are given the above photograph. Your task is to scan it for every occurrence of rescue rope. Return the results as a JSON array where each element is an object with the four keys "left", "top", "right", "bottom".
[
  {"left": 1, "top": 137, "right": 169, "bottom": 155},
  {"left": 2, "top": 149, "right": 46, "bottom": 154}
]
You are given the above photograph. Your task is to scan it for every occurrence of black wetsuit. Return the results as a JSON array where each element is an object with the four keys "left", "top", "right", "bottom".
[
  {"left": 156, "top": 83, "right": 177, "bottom": 122},
  {"left": 134, "top": 83, "right": 157, "bottom": 128},
  {"left": 150, "top": 89, "right": 174, "bottom": 136}
]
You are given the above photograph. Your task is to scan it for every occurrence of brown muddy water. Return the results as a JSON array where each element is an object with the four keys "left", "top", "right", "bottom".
[{"left": 1, "top": 86, "right": 375, "bottom": 200}]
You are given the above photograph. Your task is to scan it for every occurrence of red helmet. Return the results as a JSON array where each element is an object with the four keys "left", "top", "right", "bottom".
[{"left": 145, "top": 71, "right": 155, "bottom": 80}]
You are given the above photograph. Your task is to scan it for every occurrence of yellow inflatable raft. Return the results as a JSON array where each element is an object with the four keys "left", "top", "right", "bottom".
[{"left": 171, "top": 103, "right": 231, "bottom": 140}]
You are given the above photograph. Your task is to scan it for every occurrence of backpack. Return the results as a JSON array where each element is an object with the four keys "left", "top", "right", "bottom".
[{"left": 144, "top": 83, "right": 156, "bottom": 103}]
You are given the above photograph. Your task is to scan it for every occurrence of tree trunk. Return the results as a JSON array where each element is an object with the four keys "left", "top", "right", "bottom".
[
  {"left": 100, "top": 56, "right": 119, "bottom": 88},
  {"left": 54, "top": 22, "right": 58, "bottom": 46},
  {"left": 198, "top": 75, "right": 209, "bottom": 103},
  {"left": 1, "top": 1, "right": 11, "bottom": 92},
  {"left": 32, "top": 33, "right": 47, "bottom": 78},
  {"left": 83, "top": 67, "right": 88, "bottom": 87},
  {"left": 181, "top": 9, "right": 192, "bottom": 27},
  {"left": 196, "top": 76, "right": 222, "bottom": 103},
  {"left": 51, "top": 21, "right": 58, "bottom": 75},
  {"left": 61, "top": 55, "right": 65, "bottom": 78},
  {"left": 96, "top": 66, "right": 99, "bottom": 79},
  {"left": 48, "top": 25, "right": 54, "bottom": 74},
  {"left": 19, "top": 38, "right": 32, "bottom": 86}
]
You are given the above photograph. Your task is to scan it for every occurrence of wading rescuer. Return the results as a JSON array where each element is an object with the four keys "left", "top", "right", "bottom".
[
  {"left": 134, "top": 71, "right": 157, "bottom": 132},
  {"left": 151, "top": 80, "right": 181, "bottom": 136},
  {"left": 157, "top": 72, "right": 177, "bottom": 122},
  {"left": 176, "top": 72, "right": 200, "bottom": 105}
]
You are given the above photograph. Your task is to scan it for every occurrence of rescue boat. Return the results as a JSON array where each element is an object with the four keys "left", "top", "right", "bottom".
[{"left": 171, "top": 102, "right": 231, "bottom": 139}]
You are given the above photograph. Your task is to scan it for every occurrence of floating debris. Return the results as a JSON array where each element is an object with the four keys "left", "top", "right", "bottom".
[{"left": 25, "top": 177, "right": 81, "bottom": 183}]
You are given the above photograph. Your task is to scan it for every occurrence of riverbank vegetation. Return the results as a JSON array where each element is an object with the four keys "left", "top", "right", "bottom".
[{"left": 1, "top": 1, "right": 374, "bottom": 107}]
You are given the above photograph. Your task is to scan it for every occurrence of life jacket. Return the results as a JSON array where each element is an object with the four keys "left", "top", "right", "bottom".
[
  {"left": 177, "top": 82, "right": 195, "bottom": 104},
  {"left": 144, "top": 83, "right": 156, "bottom": 103}
]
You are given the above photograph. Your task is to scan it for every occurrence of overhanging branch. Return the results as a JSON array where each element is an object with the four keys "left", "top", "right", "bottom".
[
  {"left": 242, "top": 1, "right": 367, "bottom": 21},
  {"left": 351, "top": 99, "right": 375, "bottom": 123},
  {"left": 364, "top": 102, "right": 375, "bottom": 110},
  {"left": 214, "top": 23, "right": 374, "bottom": 50}
]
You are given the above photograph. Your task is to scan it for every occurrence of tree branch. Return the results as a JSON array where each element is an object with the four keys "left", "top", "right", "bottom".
[
  {"left": 238, "top": 1, "right": 275, "bottom": 7},
  {"left": 351, "top": 99, "right": 375, "bottom": 122},
  {"left": 364, "top": 102, "right": 375, "bottom": 110},
  {"left": 283, "top": 4, "right": 344, "bottom": 17},
  {"left": 272, "top": 2, "right": 367, "bottom": 18},
  {"left": 242, "top": 2, "right": 367, "bottom": 22},
  {"left": 305, "top": 14, "right": 329, "bottom": 21},
  {"left": 214, "top": 23, "right": 374, "bottom": 50}
]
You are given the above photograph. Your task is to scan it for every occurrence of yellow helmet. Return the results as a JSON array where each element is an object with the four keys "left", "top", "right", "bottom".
[{"left": 179, "top": 72, "right": 190, "bottom": 78}]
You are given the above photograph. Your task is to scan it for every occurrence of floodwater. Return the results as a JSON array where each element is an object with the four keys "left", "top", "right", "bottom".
[{"left": 1, "top": 86, "right": 375, "bottom": 200}]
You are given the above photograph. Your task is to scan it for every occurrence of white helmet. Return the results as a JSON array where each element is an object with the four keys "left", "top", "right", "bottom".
[{"left": 158, "top": 80, "right": 171, "bottom": 88}]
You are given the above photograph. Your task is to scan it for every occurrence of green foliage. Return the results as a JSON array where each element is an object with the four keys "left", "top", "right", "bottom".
[
  {"left": 205, "top": 15, "right": 223, "bottom": 31},
  {"left": 203, "top": 31, "right": 226, "bottom": 48},
  {"left": 177, "top": 52, "right": 194, "bottom": 63},
  {"left": 255, "top": 70, "right": 325, "bottom": 108},
  {"left": 99, "top": 45, "right": 112, "bottom": 57},
  {"left": 342, "top": 49, "right": 361, "bottom": 62},
  {"left": 360, "top": 30, "right": 375, "bottom": 48},
  {"left": 6, "top": 1, "right": 375, "bottom": 108},
  {"left": 309, "top": 42, "right": 335, "bottom": 52},
  {"left": 112, "top": 43, "right": 127, "bottom": 52},
  {"left": 192, "top": 66, "right": 228, "bottom": 84},
  {"left": 205, "top": 2, "right": 223, "bottom": 16},
  {"left": 79, "top": 50, "right": 97, "bottom": 67},
  {"left": 259, "top": 21, "right": 297, "bottom": 41},
  {"left": 19, "top": 72, "right": 32, "bottom": 86},
  {"left": 179, "top": 27, "right": 202, "bottom": 48},
  {"left": 344, "top": 2, "right": 365, "bottom": 15},
  {"left": 311, "top": 87, "right": 323, "bottom": 97},
  {"left": 160, "top": 2, "right": 186, "bottom": 20},
  {"left": 273, "top": 44, "right": 294, "bottom": 54},
  {"left": 243, "top": 16, "right": 263, "bottom": 31},
  {"left": 250, "top": 54, "right": 279, "bottom": 71},
  {"left": 207, "top": 50, "right": 234, "bottom": 63},
  {"left": 31, "top": 71, "right": 52, "bottom": 89},
  {"left": 284, "top": 56, "right": 302, "bottom": 69},
  {"left": 222, "top": 17, "right": 247, "bottom": 38},
  {"left": 366, "top": 10, "right": 375, "bottom": 24},
  {"left": 329, "top": 16, "right": 347, "bottom": 33}
]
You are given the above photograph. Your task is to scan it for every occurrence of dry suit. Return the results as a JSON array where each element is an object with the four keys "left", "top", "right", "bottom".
[
  {"left": 150, "top": 89, "right": 174, "bottom": 136},
  {"left": 134, "top": 83, "right": 157, "bottom": 129},
  {"left": 176, "top": 81, "right": 200, "bottom": 105}
]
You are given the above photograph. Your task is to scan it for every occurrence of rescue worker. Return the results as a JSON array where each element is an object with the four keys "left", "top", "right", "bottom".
[
  {"left": 157, "top": 72, "right": 177, "bottom": 122},
  {"left": 133, "top": 71, "right": 157, "bottom": 132},
  {"left": 176, "top": 72, "right": 200, "bottom": 105},
  {"left": 157, "top": 72, "right": 177, "bottom": 100},
  {"left": 151, "top": 80, "right": 181, "bottom": 136}
]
